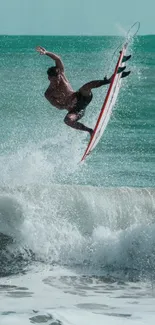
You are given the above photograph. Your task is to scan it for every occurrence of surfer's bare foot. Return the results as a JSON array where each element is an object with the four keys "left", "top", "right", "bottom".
[
  {"left": 103, "top": 76, "right": 110, "bottom": 84},
  {"left": 89, "top": 128, "right": 94, "bottom": 137}
]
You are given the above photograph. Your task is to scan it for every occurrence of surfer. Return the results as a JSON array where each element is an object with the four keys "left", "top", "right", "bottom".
[{"left": 36, "top": 46, "right": 130, "bottom": 137}]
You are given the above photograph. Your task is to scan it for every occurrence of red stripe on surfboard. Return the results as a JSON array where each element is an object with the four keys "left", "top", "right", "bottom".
[{"left": 81, "top": 44, "right": 126, "bottom": 162}]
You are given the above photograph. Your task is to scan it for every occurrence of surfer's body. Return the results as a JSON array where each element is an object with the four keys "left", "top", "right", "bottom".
[
  {"left": 36, "top": 46, "right": 114, "bottom": 136},
  {"left": 44, "top": 69, "right": 76, "bottom": 111}
]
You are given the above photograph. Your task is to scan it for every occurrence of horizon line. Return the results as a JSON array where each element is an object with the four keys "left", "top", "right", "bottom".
[{"left": 0, "top": 33, "right": 154, "bottom": 37}]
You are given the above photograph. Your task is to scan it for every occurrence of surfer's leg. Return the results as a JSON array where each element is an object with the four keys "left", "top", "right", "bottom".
[
  {"left": 64, "top": 111, "right": 93, "bottom": 136},
  {"left": 64, "top": 91, "right": 94, "bottom": 136},
  {"left": 79, "top": 79, "right": 111, "bottom": 96},
  {"left": 79, "top": 69, "right": 127, "bottom": 96}
]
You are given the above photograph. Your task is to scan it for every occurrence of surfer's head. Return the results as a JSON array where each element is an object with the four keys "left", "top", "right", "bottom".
[{"left": 47, "top": 66, "right": 59, "bottom": 80}]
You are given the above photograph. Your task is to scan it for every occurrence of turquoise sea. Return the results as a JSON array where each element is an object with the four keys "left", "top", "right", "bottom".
[{"left": 0, "top": 35, "right": 155, "bottom": 325}]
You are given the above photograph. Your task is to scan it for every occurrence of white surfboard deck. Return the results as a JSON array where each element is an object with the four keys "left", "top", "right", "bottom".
[{"left": 81, "top": 42, "right": 128, "bottom": 162}]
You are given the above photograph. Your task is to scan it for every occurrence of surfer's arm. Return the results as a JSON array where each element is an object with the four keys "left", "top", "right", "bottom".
[
  {"left": 36, "top": 46, "right": 64, "bottom": 71},
  {"left": 45, "top": 51, "right": 64, "bottom": 71}
]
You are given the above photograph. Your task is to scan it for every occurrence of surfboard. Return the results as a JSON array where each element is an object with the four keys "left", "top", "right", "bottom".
[{"left": 81, "top": 42, "right": 129, "bottom": 162}]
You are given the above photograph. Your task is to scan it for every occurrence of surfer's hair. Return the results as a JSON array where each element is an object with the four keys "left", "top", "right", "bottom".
[{"left": 47, "top": 66, "right": 59, "bottom": 77}]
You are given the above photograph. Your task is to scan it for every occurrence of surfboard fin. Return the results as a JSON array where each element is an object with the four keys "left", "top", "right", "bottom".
[
  {"left": 117, "top": 66, "right": 126, "bottom": 74},
  {"left": 122, "top": 54, "right": 132, "bottom": 62},
  {"left": 121, "top": 71, "right": 131, "bottom": 78}
]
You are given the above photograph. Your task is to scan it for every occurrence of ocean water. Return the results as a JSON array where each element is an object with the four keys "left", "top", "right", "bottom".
[{"left": 0, "top": 35, "right": 155, "bottom": 324}]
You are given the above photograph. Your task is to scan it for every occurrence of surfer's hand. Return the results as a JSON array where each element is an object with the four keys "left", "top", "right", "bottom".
[{"left": 36, "top": 46, "right": 47, "bottom": 55}]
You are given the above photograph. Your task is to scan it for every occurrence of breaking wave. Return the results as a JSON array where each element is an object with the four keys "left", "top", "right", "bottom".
[{"left": 0, "top": 184, "right": 155, "bottom": 278}]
